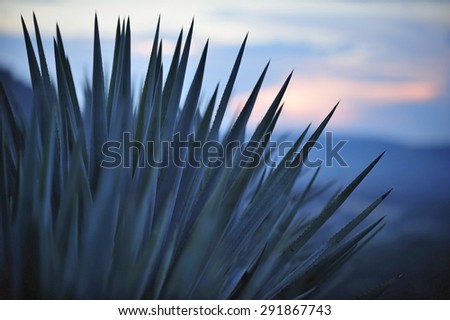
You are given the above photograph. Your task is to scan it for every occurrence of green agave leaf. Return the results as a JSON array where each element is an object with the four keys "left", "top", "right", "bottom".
[
  {"left": 196, "top": 84, "right": 218, "bottom": 142},
  {"left": 21, "top": 16, "right": 44, "bottom": 96},
  {"left": 162, "top": 19, "right": 194, "bottom": 140},
  {"left": 124, "top": 67, "right": 163, "bottom": 250},
  {"left": 298, "top": 167, "right": 322, "bottom": 205},
  {"left": 224, "top": 61, "right": 269, "bottom": 146},
  {"left": 21, "top": 16, "right": 51, "bottom": 143},
  {"left": 135, "top": 17, "right": 161, "bottom": 144},
  {"left": 37, "top": 147, "right": 56, "bottom": 298},
  {"left": 109, "top": 19, "right": 132, "bottom": 138},
  {"left": 329, "top": 189, "right": 392, "bottom": 245},
  {"left": 161, "top": 28, "right": 183, "bottom": 125},
  {"left": 54, "top": 136, "right": 91, "bottom": 296},
  {"left": 106, "top": 19, "right": 123, "bottom": 124},
  {"left": 176, "top": 40, "right": 208, "bottom": 138},
  {"left": 90, "top": 14, "right": 107, "bottom": 189},
  {"left": 209, "top": 34, "right": 247, "bottom": 141},
  {"left": 262, "top": 123, "right": 310, "bottom": 190},
  {"left": 55, "top": 25, "right": 83, "bottom": 129},
  {"left": 248, "top": 71, "right": 292, "bottom": 145},
  {"left": 53, "top": 37, "right": 77, "bottom": 147},
  {"left": 32, "top": 12, "right": 54, "bottom": 98},
  {"left": 76, "top": 168, "right": 121, "bottom": 298}
]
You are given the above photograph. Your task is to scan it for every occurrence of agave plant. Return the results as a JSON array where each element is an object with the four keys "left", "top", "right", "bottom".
[{"left": 0, "top": 14, "right": 390, "bottom": 299}]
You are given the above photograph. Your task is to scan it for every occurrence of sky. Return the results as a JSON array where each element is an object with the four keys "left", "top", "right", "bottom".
[{"left": 1, "top": 0, "right": 449, "bottom": 147}]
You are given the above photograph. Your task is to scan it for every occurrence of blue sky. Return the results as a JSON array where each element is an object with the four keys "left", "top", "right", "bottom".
[{"left": 1, "top": 0, "right": 449, "bottom": 146}]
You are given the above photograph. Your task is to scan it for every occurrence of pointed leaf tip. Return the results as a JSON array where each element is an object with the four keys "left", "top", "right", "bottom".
[
  {"left": 374, "top": 151, "right": 385, "bottom": 164},
  {"left": 331, "top": 100, "right": 340, "bottom": 113},
  {"left": 94, "top": 14, "right": 99, "bottom": 28},
  {"left": 188, "top": 17, "right": 195, "bottom": 32},
  {"left": 383, "top": 188, "right": 393, "bottom": 198}
]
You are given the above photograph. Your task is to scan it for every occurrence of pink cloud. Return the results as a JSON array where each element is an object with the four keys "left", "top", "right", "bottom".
[{"left": 234, "top": 75, "right": 442, "bottom": 131}]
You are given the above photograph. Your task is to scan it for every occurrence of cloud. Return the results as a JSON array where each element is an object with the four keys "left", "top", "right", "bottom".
[
  {"left": 4, "top": 1, "right": 450, "bottom": 41},
  {"left": 236, "top": 75, "right": 442, "bottom": 130}
]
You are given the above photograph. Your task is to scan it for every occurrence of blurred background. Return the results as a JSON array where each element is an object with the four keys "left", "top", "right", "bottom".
[{"left": 1, "top": 0, "right": 449, "bottom": 298}]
